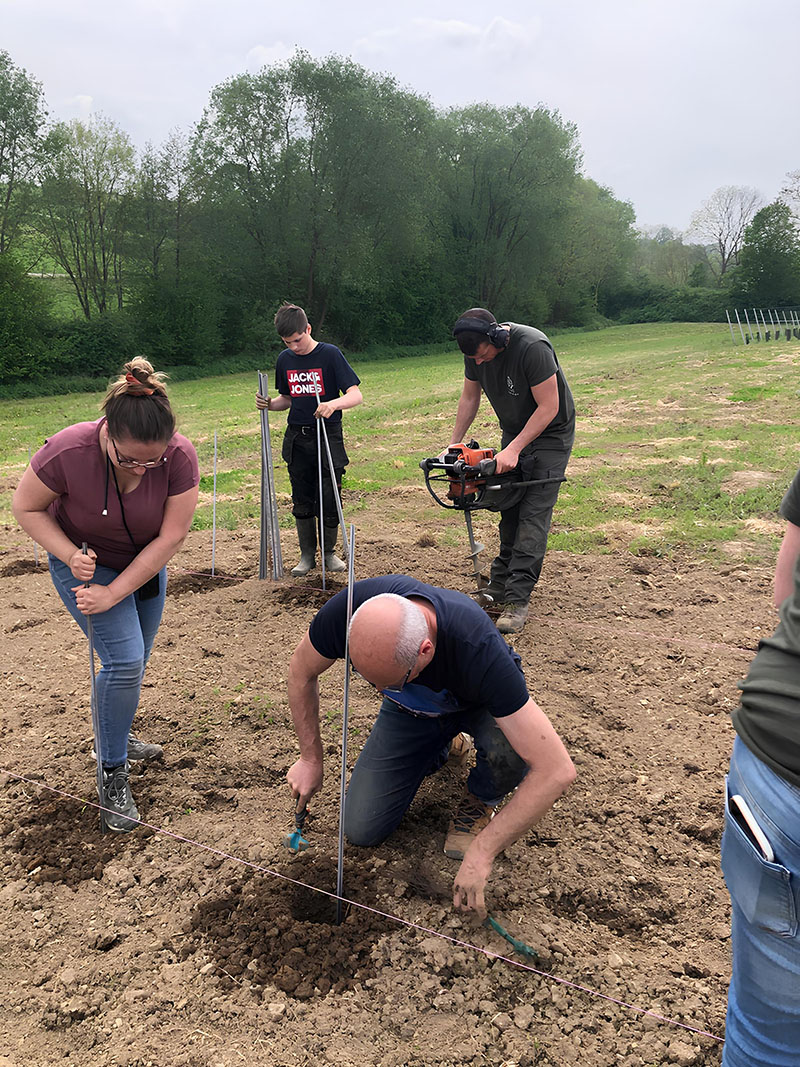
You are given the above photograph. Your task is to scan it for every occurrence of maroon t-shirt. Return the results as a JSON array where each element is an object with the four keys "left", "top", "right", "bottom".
[{"left": 31, "top": 418, "right": 199, "bottom": 571}]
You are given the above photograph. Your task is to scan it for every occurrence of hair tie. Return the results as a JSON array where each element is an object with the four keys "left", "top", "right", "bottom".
[{"left": 125, "top": 371, "right": 154, "bottom": 395}]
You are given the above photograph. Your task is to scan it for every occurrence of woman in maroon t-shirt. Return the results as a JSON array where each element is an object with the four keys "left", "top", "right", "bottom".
[{"left": 13, "top": 358, "right": 199, "bottom": 831}]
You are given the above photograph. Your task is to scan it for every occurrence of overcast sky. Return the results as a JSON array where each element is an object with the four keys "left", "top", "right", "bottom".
[{"left": 3, "top": 0, "right": 797, "bottom": 231}]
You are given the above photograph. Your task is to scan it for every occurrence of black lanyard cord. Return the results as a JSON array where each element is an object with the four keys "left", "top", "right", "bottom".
[{"left": 106, "top": 453, "right": 140, "bottom": 554}]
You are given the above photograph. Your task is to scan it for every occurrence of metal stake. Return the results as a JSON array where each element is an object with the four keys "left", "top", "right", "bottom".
[
  {"left": 28, "top": 446, "right": 39, "bottom": 566},
  {"left": 725, "top": 310, "right": 737, "bottom": 344},
  {"left": 744, "top": 308, "right": 755, "bottom": 342},
  {"left": 336, "top": 523, "right": 356, "bottom": 924},
  {"left": 211, "top": 430, "right": 217, "bottom": 577},
  {"left": 257, "top": 372, "right": 283, "bottom": 580},
  {"left": 734, "top": 309, "right": 747, "bottom": 344},
  {"left": 82, "top": 543, "right": 105, "bottom": 833},
  {"left": 312, "top": 381, "right": 350, "bottom": 561}
]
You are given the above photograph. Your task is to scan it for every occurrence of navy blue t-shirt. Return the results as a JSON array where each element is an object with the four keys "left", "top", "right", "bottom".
[
  {"left": 275, "top": 342, "right": 360, "bottom": 427},
  {"left": 309, "top": 575, "right": 530, "bottom": 719}
]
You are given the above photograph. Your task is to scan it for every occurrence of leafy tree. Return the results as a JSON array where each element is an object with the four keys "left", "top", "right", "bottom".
[
  {"left": 36, "top": 115, "right": 135, "bottom": 317},
  {"left": 548, "top": 179, "right": 636, "bottom": 322},
  {"left": 689, "top": 185, "right": 762, "bottom": 279},
  {"left": 0, "top": 251, "right": 53, "bottom": 380},
  {"left": 735, "top": 201, "right": 800, "bottom": 305},
  {"left": 438, "top": 103, "right": 581, "bottom": 316},
  {"left": 192, "top": 52, "right": 438, "bottom": 342},
  {"left": 0, "top": 50, "right": 47, "bottom": 255},
  {"left": 633, "top": 227, "right": 712, "bottom": 288}
]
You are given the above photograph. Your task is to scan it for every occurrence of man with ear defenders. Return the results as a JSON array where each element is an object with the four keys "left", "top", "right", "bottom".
[{"left": 448, "top": 308, "right": 575, "bottom": 634}]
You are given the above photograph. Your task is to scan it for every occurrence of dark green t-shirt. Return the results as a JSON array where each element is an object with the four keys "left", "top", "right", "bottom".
[
  {"left": 732, "top": 467, "right": 800, "bottom": 786},
  {"left": 464, "top": 323, "right": 575, "bottom": 450}
]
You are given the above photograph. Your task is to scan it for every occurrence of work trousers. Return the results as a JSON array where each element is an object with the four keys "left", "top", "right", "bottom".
[
  {"left": 343, "top": 697, "right": 528, "bottom": 847},
  {"left": 490, "top": 433, "right": 573, "bottom": 605},
  {"left": 49, "top": 556, "right": 167, "bottom": 768},
  {"left": 282, "top": 422, "right": 348, "bottom": 525},
  {"left": 721, "top": 736, "right": 800, "bottom": 1065}
]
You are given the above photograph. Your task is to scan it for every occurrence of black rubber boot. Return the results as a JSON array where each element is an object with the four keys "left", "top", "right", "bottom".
[
  {"left": 291, "top": 517, "right": 317, "bottom": 576},
  {"left": 321, "top": 524, "right": 346, "bottom": 572}
]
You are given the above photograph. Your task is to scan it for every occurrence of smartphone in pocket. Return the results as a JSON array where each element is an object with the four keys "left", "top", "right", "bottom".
[{"left": 730, "top": 793, "right": 775, "bottom": 862}]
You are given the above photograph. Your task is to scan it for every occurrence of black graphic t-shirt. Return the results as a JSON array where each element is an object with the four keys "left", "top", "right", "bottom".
[
  {"left": 464, "top": 323, "right": 575, "bottom": 447},
  {"left": 275, "top": 342, "right": 360, "bottom": 426}
]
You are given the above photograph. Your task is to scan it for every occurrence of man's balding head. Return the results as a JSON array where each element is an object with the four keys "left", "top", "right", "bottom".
[{"left": 349, "top": 593, "right": 429, "bottom": 690}]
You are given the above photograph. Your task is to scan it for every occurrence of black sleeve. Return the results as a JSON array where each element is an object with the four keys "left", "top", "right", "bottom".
[{"left": 781, "top": 469, "right": 800, "bottom": 526}]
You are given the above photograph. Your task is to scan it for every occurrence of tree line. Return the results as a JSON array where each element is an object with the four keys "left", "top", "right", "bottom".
[{"left": 1, "top": 48, "right": 799, "bottom": 393}]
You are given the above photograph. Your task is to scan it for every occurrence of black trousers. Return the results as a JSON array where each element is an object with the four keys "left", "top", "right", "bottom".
[{"left": 281, "top": 422, "right": 348, "bottom": 524}]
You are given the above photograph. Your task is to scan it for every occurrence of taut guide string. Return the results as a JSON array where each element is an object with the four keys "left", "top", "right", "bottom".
[{"left": 1, "top": 768, "right": 723, "bottom": 1045}]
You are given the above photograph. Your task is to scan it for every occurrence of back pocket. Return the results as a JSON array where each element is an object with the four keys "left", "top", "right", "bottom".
[{"left": 721, "top": 779, "right": 797, "bottom": 937}]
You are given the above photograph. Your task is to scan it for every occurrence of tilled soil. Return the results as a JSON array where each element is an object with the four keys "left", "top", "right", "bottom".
[{"left": 0, "top": 498, "right": 773, "bottom": 1066}]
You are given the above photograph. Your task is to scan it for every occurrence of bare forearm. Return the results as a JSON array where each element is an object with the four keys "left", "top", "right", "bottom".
[
  {"left": 473, "top": 757, "right": 575, "bottom": 861},
  {"left": 506, "top": 404, "right": 558, "bottom": 457},
  {"left": 287, "top": 676, "right": 324, "bottom": 762},
  {"left": 333, "top": 387, "right": 362, "bottom": 412},
  {"left": 13, "top": 508, "right": 81, "bottom": 566},
  {"left": 450, "top": 392, "right": 481, "bottom": 445},
  {"left": 104, "top": 532, "right": 188, "bottom": 605}
]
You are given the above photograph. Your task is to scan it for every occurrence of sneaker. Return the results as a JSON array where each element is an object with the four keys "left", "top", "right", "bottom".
[
  {"left": 447, "top": 732, "right": 474, "bottom": 767},
  {"left": 496, "top": 602, "right": 528, "bottom": 634},
  {"left": 444, "top": 791, "right": 496, "bottom": 859},
  {"left": 91, "top": 736, "right": 164, "bottom": 763},
  {"left": 98, "top": 764, "right": 140, "bottom": 833}
]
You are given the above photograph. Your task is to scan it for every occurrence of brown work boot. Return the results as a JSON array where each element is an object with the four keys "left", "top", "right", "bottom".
[
  {"left": 496, "top": 602, "right": 528, "bottom": 634},
  {"left": 444, "top": 791, "right": 496, "bottom": 859},
  {"left": 447, "top": 732, "right": 473, "bottom": 767}
]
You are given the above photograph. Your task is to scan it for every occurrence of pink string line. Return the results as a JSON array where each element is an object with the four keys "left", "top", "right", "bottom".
[{"left": 2, "top": 767, "right": 724, "bottom": 1045}]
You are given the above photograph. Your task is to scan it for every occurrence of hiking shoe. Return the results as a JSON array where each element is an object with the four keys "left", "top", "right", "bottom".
[
  {"left": 92, "top": 736, "right": 163, "bottom": 763},
  {"left": 444, "top": 791, "right": 496, "bottom": 859},
  {"left": 447, "top": 732, "right": 474, "bottom": 767},
  {"left": 127, "top": 737, "right": 164, "bottom": 762},
  {"left": 496, "top": 602, "right": 528, "bottom": 634},
  {"left": 99, "top": 764, "right": 140, "bottom": 833}
]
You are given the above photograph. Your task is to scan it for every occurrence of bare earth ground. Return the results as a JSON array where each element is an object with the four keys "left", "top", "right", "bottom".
[{"left": 0, "top": 492, "right": 775, "bottom": 1067}]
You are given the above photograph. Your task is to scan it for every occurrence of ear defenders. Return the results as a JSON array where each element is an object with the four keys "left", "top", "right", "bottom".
[{"left": 452, "top": 317, "right": 510, "bottom": 348}]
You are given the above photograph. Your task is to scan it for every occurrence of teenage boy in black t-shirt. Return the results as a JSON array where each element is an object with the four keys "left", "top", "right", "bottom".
[{"left": 256, "top": 303, "right": 362, "bottom": 575}]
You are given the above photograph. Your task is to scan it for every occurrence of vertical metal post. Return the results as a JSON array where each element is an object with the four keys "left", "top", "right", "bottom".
[
  {"left": 311, "top": 380, "right": 350, "bottom": 560},
  {"left": 82, "top": 543, "right": 105, "bottom": 834},
  {"left": 336, "top": 523, "right": 356, "bottom": 924},
  {"left": 257, "top": 372, "right": 283, "bottom": 580},
  {"left": 211, "top": 430, "right": 218, "bottom": 577},
  {"left": 28, "top": 446, "right": 39, "bottom": 567},
  {"left": 734, "top": 309, "right": 747, "bottom": 344},
  {"left": 725, "top": 310, "right": 737, "bottom": 344},
  {"left": 316, "top": 413, "right": 326, "bottom": 592},
  {"left": 743, "top": 308, "right": 755, "bottom": 341}
]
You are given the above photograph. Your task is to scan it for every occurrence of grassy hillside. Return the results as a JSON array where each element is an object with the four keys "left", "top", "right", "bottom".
[{"left": 2, "top": 322, "right": 798, "bottom": 561}]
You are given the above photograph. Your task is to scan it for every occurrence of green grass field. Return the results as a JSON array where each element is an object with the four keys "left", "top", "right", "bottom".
[{"left": 2, "top": 322, "right": 798, "bottom": 561}]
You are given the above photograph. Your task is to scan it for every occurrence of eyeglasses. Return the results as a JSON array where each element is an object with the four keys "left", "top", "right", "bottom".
[
  {"left": 111, "top": 438, "right": 167, "bottom": 469},
  {"left": 382, "top": 662, "right": 416, "bottom": 695}
]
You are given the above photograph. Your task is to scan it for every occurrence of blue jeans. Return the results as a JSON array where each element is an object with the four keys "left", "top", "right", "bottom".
[
  {"left": 343, "top": 697, "right": 528, "bottom": 847},
  {"left": 49, "top": 556, "right": 167, "bottom": 768},
  {"left": 721, "top": 736, "right": 800, "bottom": 1065}
]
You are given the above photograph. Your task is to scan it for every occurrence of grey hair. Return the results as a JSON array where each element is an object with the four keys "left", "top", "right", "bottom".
[{"left": 349, "top": 593, "right": 428, "bottom": 669}]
